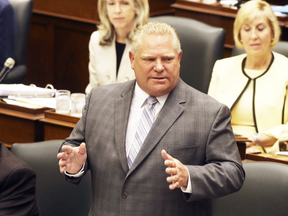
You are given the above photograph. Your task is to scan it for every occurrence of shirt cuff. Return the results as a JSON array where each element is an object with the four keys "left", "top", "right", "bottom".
[
  {"left": 64, "top": 162, "right": 85, "bottom": 178},
  {"left": 181, "top": 166, "right": 192, "bottom": 193}
]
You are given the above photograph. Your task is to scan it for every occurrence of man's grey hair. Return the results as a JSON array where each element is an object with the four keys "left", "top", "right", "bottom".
[{"left": 130, "top": 21, "right": 181, "bottom": 55}]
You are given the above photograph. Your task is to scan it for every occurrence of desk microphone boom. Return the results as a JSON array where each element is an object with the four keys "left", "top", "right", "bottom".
[{"left": 0, "top": 58, "right": 15, "bottom": 83}]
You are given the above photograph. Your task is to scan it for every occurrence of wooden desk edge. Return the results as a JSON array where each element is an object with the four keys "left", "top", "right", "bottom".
[
  {"left": 0, "top": 107, "right": 46, "bottom": 120},
  {"left": 171, "top": 1, "right": 288, "bottom": 27},
  {"left": 246, "top": 153, "right": 288, "bottom": 165},
  {"left": 40, "top": 118, "right": 76, "bottom": 128}
]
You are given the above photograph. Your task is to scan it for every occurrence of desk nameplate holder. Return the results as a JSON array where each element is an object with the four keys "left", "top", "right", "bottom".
[
  {"left": 40, "top": 109, "right": 80, "bottom": 128},
  {"left": 40, "top": 110, "right": 81, "bottom": 140}
]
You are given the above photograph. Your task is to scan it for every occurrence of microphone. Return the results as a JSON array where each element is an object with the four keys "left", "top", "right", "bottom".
[{"left": 0, "top": 58, "right": 15, "bottom": 83}]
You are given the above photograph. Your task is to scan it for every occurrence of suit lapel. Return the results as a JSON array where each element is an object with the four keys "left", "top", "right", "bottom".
[
  {"left": 114, "top": 81, "right": 136, "bottom": 173},
  {"left": 127, "top": 79, "right": 186, "bottom": 174}
]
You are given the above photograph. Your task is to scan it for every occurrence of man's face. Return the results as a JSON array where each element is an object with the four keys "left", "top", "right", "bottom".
[{"left": 129, "top": 34, "right": 182, "bottom": 97}]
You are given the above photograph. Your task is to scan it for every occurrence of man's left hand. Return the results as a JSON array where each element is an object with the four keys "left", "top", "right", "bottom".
[{"left": 161, "top": 149, "right": 189, "bottom": 190}]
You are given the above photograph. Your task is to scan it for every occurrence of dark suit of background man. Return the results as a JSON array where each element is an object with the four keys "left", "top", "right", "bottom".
[
  {"left": 58, "top": 21, "right": 245, "bottom": 216},
  {"left": 0, "top": 0, "right": 15, "bottom": 71},
  {"left": 0, "top": 143, "right": 39, "bottom": 216}
]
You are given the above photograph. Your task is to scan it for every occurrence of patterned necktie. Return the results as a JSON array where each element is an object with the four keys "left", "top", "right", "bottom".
[{"left": 127, "top": 96, "right": 158, "bottom": 168}]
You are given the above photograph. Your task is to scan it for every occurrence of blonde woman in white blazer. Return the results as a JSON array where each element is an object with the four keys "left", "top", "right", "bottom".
[
  {"left": 208, "top": 0, "right": 288, "bottom": 154},
  {"left": 85, "top": 0, "right": 149, "bottom": 94}
]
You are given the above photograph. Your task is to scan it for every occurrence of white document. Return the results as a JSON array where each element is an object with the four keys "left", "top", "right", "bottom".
[
  {"left": 0, "top": 84, "right": 56, "bottom": 97},
  {"left": 7, "top": 96, "right": 56, "bottom": 108},
  {"left": 275, "top": 151, "right": 288, "bottom": 156}
]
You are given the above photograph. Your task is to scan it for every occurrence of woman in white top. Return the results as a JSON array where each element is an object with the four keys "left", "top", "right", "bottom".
[
  {"left": 85, "top": 0, "right": 149, "bottom": 94},
  {"left": 208, "top": 0, "right": 288, "bottom": 154}
]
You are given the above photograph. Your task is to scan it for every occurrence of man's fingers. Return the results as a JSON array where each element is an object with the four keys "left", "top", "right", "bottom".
[
  {"left": 59, "top": 165, "right": 66, "bottom": 173},
  {"left": 169, "top": 182, "right": 179, "bottom": 190},
  {"left": 167, "top": 175, "right": 178, "bottom": 183},
  {"left": 161, "top": 149, "right": 173, "bottom": 161},
  {"left": 57, "top": 152, "right": 63, "bottom": 159},
  {"left": 61, "top": 145, "right": 73, "bottom": 154},
  {"left": 58, "top": 158, "right": 66, "bottom": 167},
  {"left": 78, "top": 143, "right": 86, "bottom": 155},
  {"left": 166, "top": 167, "right": 177, "bottom": 175}
]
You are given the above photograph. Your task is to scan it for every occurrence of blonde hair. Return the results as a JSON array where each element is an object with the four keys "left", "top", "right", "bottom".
[
  {"left": 97, "top": 0, "right": 149, "bottom": 46},
  {"left": 130, "top": 21, "right": 181, "bottom": 56},
  {"left": 233, "top": 0, "right": 281, "bottom": 48}
]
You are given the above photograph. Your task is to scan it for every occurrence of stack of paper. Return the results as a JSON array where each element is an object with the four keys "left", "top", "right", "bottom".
[
  {"left": 0, "top": 84, "right": 56, "bottom": 97},
  {"left": 4, "top": 96, "right": 56, "bottom": 109}
]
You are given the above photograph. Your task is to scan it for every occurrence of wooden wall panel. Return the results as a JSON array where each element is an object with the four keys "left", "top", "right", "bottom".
[
  {"left": 33, "top": 0, "right": 175, "bottom": 22},
  {"left": 33, "top": 0, "right": 99, "bottom": 23},
  {"left": 23, "top": 0, "right": 176, "bottom": 93},
  {"left": 24, "top": 14, "right": 96, "bottom": 92},
  {"left": 53, "top": 26, "right": 91, "bottom": 93},
  {"left": 25, "top": 21, "right": 54, "bottom": 87},
  {"left": 267, "top": 0, "right": 286, "bottom": 5}
]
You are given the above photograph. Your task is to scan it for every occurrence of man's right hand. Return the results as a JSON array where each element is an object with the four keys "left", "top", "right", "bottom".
[{"left": 57, "top": 142, "right": 87, "bottom": 174}]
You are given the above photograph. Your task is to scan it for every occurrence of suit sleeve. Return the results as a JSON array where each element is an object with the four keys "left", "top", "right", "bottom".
[
  {"left": 0, "top": 167, "right": 39, "bottom": 216},
  {"left": 186, "top": 104, "right": 245, "bottom": 201},
  {"left": 59, "top": 90, "right": 92, "bottom": 184}
]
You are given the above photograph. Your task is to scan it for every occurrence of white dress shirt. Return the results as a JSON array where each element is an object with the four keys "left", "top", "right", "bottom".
[{"left": 125, "top": 83, "right": 169, "bottom": 157}]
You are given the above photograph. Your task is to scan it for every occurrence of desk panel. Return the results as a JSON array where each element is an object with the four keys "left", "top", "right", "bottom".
[
  {"left": 0, "top": 102, "right": 49, "bottom": 147},
  {"left": 40, "top": 110, "right": 80, "bottom": 140},
  {"left": 246, "top": 153, "right": 288, "bottom": 165}
]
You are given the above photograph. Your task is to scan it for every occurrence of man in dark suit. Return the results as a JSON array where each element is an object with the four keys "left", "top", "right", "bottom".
[
  {"left": 0, "top": 143, "right": 39, "bottom": 216},
  {"left": 0, "top": 0, "right": 15, "bottom": 71},
  {"left": 58, "top": 21, "right": 245, "bottom": 215}
]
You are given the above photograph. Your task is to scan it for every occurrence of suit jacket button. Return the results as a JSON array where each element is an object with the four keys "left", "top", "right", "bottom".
[{"left": 122, "top": 192, "right": 128, "bottom": 199}]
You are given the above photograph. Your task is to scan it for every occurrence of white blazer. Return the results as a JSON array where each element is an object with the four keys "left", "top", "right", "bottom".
[
  {"left": 208, "top": 52, "right": 288, "bottom": 154},
  {"left": 85, "top": 31, "right": 135, "bottom": 94}
]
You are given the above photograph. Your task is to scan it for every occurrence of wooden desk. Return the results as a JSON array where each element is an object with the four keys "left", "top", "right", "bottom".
[
  {"left": 246, "top": 153, "right": 288, "bottom": 165},
  {"left": 40, "top": 109, "right": 80, "bottom": 140},
  {"left": 0, "top": 101, "right": 255, "bottom": 160},
  {"left": 235, "top": 136, "right": 249, "bottom": 160},
  {"left": 171, "top": 0, "right": 288, "bottom": 57},
  {"left": 0, "top": 102, "right": 50, "bottom": 147}
]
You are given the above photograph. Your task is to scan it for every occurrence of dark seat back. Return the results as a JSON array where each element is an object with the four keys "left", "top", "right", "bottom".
[
  {"left": 2, "top": 0, "right": 33, "bottom": 83},
  {"left": 149, "top": 15, "right": 226, "bottom": 93},
  {"left": 212, "top": 161, "right": 288, "bottom": 216},
  {"left": 10, "top": 140, "right": 92, "bottom": 216}
]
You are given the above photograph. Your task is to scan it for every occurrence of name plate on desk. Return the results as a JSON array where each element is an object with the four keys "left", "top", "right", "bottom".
[
  {"left": 42, "top": 109, "right": 80, "bottom": 125},
  {"left": 40, "top": 110, "right": 81, "bottom": 140}
]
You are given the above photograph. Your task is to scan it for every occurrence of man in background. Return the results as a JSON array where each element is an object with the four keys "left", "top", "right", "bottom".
[{"left": 0, "top": 143, "right": 39, "bottom": 215}]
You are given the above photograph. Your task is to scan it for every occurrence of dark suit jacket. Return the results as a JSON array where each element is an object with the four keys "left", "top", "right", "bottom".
[
  {"left": 63, "top": 79, "right": 245, "bottom": 216},
  {"left": 0, "top": 0, "right": 15, "bottom": 71},
  {"left": 0, "top": 143, "right": 39, "bottom": 216}
]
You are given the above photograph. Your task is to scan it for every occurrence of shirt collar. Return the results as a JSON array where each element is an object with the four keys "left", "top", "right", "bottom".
[{"left": 134, "top": 83, "right": 169, "bottom": 107}]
